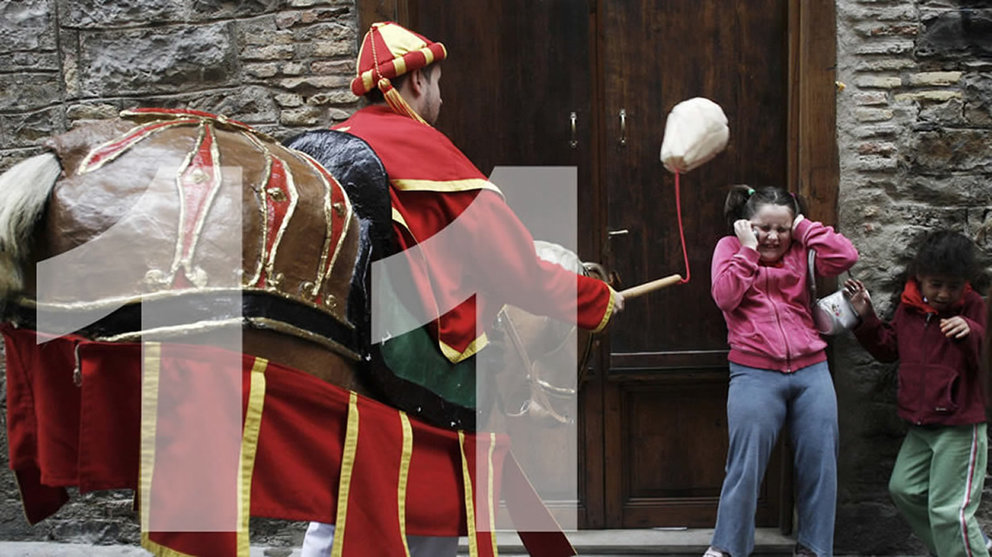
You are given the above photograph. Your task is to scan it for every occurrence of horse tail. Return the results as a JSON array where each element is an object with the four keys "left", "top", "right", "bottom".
[{"left": 0, "top": 152, "right": 62, "bottom": 297}]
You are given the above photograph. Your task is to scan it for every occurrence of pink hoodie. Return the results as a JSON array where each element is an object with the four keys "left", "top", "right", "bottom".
[{"left": 710, "top": 218, "right": 859, "bottom": 372}]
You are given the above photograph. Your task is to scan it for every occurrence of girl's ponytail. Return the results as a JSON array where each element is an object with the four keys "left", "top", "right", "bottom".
[{"left": 723, "top": 184, "right": 755, "bottom": 232}]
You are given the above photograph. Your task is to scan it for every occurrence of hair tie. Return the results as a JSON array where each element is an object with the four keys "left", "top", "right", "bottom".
[{"left": 746, "top": 187, "right": 755, "bottom": 196}]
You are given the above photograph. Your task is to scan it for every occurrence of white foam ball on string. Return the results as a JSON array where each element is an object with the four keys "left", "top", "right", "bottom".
[{"left": 659, "top": 97, "right": 730, "bottom": 174}]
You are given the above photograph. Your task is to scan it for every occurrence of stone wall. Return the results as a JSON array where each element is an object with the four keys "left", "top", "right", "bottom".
[
  {"left": 3, "top": 0, "right": 992, "bottom": 553},
  {"left": 834, "top": 0, "right": 992, "bottom": 553},
  {"left": 0, "top": 0, "right": 361, "bottom": 548},
  {"left": 0, "top": 0, "right": 361, "bottom": 173}
]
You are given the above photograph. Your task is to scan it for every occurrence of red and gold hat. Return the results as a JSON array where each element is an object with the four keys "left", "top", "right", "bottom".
[{"left": 351, "top": 22, "right": 447, "bottom": 123}]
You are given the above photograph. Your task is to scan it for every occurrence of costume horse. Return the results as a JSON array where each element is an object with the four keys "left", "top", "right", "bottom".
[{"left": 0, "top": 108, "right": 598, "bottom": 557}]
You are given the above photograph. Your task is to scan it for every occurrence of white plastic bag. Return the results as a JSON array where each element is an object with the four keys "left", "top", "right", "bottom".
[{"left": 659, "top": 97, "right": 730, "bottom": 173}]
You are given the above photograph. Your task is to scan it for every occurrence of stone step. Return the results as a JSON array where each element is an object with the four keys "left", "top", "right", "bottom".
[{"left": 460, "top": 528, "right": 796, "bottom": 555}]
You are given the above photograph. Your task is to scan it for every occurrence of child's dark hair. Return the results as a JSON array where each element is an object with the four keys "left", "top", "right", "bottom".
[
  {"left": 723, "top": 185, "right": 806, "bottom": 233},
  {"left": 911, "top": 229, "right": 977, "bottom": 281}
]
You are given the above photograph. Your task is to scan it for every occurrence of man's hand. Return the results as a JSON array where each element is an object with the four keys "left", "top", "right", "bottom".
[
  {"left": 843, "top": 278, "right": 873, "bottom": 319},
  {"left": 734, "top": 219, "right": 758, "bottom": 250},
  {"left": 612, "top": 289, "right": 625, "bottom": 312},
  {"left": 940, "top": 316, "right": 971, "bottom": 339}
]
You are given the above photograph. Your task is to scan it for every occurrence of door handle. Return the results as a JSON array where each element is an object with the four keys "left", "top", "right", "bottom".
[
  {"left": 608, "top": 229, "right": 629, "bottom": 237},
  {"left": 618, "top": 108, "right": 627, "bottom": 146},
  {"left": 569, "top": 111, "right": 578, "bottom": 149}
]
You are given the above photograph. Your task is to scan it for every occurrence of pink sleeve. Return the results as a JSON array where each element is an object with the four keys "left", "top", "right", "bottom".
[
  {"left": 710, "top": 236, "right": 760, "bottom": 312},
  {"left": 794, "top": 219, "right": 859, "bottom": 277}
]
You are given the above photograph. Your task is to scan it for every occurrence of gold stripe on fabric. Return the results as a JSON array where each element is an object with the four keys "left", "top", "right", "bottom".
[
  {"left": 393, "top": 55, "right": 407, "bottom": 76},
  {"left": 397, "top": 412, "right": 413, "bottom": 557},
  {"left": 237, "top": 358, "right": 268, "bottom": 556},
  {"left": 391, "top": 207, "right": 409, "bottom": 229},
  {"left": 331, "top": 392, "right": 360, "bottom": 557},
  {"left": 378, "top": 23, "right": 428, "bottom": 56},
  {"left": 361, "top": 70, "right": 375, "bottom": 93},
  {"left": 391, "top": 178, "right": 502, "bottom": 194},
  {"left": 140, "top": 532, "right": 197, "bottom": 557},
  {"left": 592, "top": 287, "right": 617, "bottom": 334},
  {"left": 440, "top": 332, "right": 488, "bottom": 364},
  {"left": 139, "top": 342, "right": 163, "bottom": 534},
  {"left": 459, "top": 431, "right": 479, "bottom": 557},
  {"left": 487, "top": 432, "right": 498, "bottom": 557},
  {"left": 423, "top": 47, "right": 435, "bottom": 65}
]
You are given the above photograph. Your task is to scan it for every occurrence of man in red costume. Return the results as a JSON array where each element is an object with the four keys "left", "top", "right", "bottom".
[{"left": 302, "top": 21, "right": 623, "bottom": 557}]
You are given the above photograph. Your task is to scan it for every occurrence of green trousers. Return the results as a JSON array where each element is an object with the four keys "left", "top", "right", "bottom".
[{"left": 889, "top": 423, "right": 988, "bottom": 557}]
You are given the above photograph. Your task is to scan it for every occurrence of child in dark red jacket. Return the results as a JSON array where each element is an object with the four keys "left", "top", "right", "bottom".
[{"left": 845, "top": 230, "right": 988, "bottom": 557}]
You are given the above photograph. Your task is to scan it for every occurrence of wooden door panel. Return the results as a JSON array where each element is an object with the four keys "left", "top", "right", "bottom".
[
  {"left": 601, "top": 0, "right": 790, "bottom": 527},
  {"left": 406, "top": 0, "right": 597, "bottom": 524},
  {"left": 360, "top": 0, "right": 816, "bottom": 530},
  {"left": 606, "top": 372, "right": 782, "bottom": 527},
  {"left": 603, "top": 0, "right": 789, "bottom": 357}
]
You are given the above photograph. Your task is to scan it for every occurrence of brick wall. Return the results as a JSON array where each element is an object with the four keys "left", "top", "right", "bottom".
[{"left": 833, "top": 0, "right": 992, "bottom": 553}]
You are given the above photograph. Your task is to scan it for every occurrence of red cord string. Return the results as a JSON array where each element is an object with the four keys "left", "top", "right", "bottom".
[{"left": 674, "top": 172, "right": 691, "bottom": 284}]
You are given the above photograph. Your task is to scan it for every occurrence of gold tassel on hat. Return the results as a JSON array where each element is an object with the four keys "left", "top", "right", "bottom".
[{"left": 378, "top": 77, "right": 428, "bottom": 125}]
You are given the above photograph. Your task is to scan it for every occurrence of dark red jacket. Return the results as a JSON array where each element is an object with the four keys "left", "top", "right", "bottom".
[{"left": 854, "top": 282, "right": 987, "bottom": 426}]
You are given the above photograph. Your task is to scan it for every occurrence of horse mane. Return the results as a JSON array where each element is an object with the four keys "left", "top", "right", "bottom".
[{"left": 0, "top": 152, "right": 61, "bottom": 297}]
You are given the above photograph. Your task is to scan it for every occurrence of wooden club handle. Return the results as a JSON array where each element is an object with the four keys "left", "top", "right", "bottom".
[{"left": 618, "top": 274, "right": 684, "bottom": 299}]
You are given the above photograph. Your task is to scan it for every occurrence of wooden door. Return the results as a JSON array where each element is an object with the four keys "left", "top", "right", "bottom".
[
  {"left": 598, "top": 0, "right": 789, "bottom": 528},
  {"left": 358, "top": 0, "right": 838, "bottom": 530}
]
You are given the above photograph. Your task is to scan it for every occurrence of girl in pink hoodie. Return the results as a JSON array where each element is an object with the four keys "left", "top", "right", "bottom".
[{"left": 704, "top": 186, "right": 858, "bottom": 557}]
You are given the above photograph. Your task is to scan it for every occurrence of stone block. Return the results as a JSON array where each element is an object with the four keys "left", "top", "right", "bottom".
[
  {"left": 854, "top": 58, "right": 916, "bottom": 72},
  {"left": 854, "top": 75, "right": 902, "bottom": 89},
  {"left": 917, "top": 8, "right": 992, "bottom": 60},
  {"left": 907, "top": 70, "right": 962, "bottom": 86},
  {"left": 242, "top": 29, "right": 294, "bottom": 47},
  {"left": 327, "top": 107, "right": 354, "bottom": 122},
  {"left": 918, "top": 97, "right": 965, "bottom": 125},
  {"left": 853, "top": 91, "right": 889, "bottom": 105},
  {"left": 855, "top": 155, "right": 898, "bottom": 172},
  {"left": 275, "top": 11, "right": 302, "bottom": 29},
  {"left": 79, "top": 23, "right": 237, "bottom": 96},
  {"left": 854, "top": 22, "right": 920, "bottom": 38},
  {"left": 857, "top": 141, "right": 897, "bottom": 155},
  {"left": 856, "top": 39, "right": 915, "bottom": 55},
  {"left": 280, "top": 106, "right": 323, "bottom": 126},
  {"left": 143, "top": 86, "right": 280, "bottom": 125},
  {"left": 241, "top": 44, "right": 296, "bottom": 61},
  {"left": 962, "top": 72, "right": 992, "bottom": 125},
  {"left": 2, "top": 106, "right": 66, "bottom": 148},
  {"left": 855, "top": 107, "right": 895, "bottom": 122},
  {"left": 274, "top": 93, "right": 304, "bottom": 107},
  {"left": 310, "top": 60, "right": 353, "bottom": 75},
  {"left": 0, "top": 73, "right": 62, "bottom": 111},
  {"left": 910, "top": 129, "right": 992, "bottom": 172},
  {"left": 306, "top": 91, "right": 353, "bottom": 106},
  {"left": 281, "top": 62, "right": 306, "bottom": 76},
  {"left": 0, "top": 51, "right": 59, "bottom": 72},
  {"left": 901, "top": 173, "right": 991, "bottom": 206},
  {"left": 189, "top": 0, "right": 282, "bottom": 20},
  {"left": 245, "top": 63, "right": 280, "bottom": 79},
  {"left": 893, "top": 90, "right": 962, "bottom": 102},
  {"left": 854, "top": 124, "right": 901, "bottom": 138},
  {"left": 843, "top": 4, "right": 918, "bottom": 22},
  {"left": 0, "top": 0, "right": 56, "bottom": 53},
  {"left": 277, "top": 75, "right": 350, "bottom": 93},
  {"left": 66, "top": 102, "right": 120, "bottom": 122},
  {"left": 59, "top": 0, "right": 181, "bottom": 27}
]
